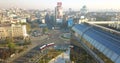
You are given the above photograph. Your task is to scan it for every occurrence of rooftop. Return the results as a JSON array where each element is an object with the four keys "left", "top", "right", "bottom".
[{"left": 72, "top": 24, "right": 120, "bottom": 55}]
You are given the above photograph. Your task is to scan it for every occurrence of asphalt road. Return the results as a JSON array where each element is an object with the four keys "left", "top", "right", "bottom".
[
  {"left": 5, "top": 34, "right": 48, "bottom": 63},
  {"left": 12, "top": 30, "right": 70, "bottom": 63}
]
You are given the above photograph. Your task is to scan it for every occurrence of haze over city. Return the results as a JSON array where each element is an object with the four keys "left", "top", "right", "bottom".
[
  {"left": 0, "top": 0, "right": 120, "bottom": 63},
  {"left": 0, "top": 0, "right": 120, "bottom": 11}
]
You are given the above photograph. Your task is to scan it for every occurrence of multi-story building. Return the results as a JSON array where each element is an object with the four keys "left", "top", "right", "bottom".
[
  {"left": 11, "top": 24, "right": 23, "bottom": 38},
  {"left": 0, "top": 8, "right": 31, "bottom": 40},
  {"left": 0, "top": 24, "right": 11, "bottom": 40},
  {"left": 55, "top": 2, "right": 63, "bottom": 25},
  {"left": 0, "top": 24, "right": 28, "bottom": 40},
  {"left": 0, "top": 27, "right": 7, "bottom": 39},
  {"left": 80, "top": 5, "right": 88, "bottom": 16}
]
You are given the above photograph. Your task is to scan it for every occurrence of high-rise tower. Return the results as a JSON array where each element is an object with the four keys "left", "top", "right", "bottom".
[{"left": 55, "top": 2, "right": 63, "bottom": 25}]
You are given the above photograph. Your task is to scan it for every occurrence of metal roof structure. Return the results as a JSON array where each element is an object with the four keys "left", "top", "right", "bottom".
[{"left": 72, "top": 24, "right": 120, "bottom": 63}]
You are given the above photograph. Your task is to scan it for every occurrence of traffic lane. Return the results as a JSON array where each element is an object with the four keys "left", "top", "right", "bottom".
[
  {"left": 13, "top": 46, "right": 41, "bottom": 63},
  {"left": 13, "top": 41, "right": 49, "bottom": 63},
  {"left": 14, "top": 57, "right": 29, "bottom": 63},
  {"left": 13, "top": 30, "right": 58, "bottom": 62},
  {"left": 14, "top": 52, "right": 39, "bottom": 63},
  {"left": 13, "top": 30, "right": 67, "bottom": 63}
]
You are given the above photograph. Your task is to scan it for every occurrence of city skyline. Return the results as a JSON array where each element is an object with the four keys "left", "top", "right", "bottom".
[{"left": 0, "top": 0, "right": 120, "bottom": 11}]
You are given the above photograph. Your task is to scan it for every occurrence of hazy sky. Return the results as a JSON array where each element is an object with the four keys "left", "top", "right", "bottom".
[{"left": 0, "top": 0, "right": 120, "bottom": 10}]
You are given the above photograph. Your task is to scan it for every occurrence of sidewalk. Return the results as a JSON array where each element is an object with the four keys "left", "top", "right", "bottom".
[{"left": 48, "top": 48, "right": 70, "bottom": 63}]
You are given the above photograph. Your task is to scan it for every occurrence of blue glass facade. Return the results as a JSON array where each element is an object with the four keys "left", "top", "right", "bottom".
[{"left": 67, "top": 18, "right": 74, "bottom": 27}]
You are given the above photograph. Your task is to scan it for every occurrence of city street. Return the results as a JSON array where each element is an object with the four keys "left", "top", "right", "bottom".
[
  {"left": 11, "top": 29, "right": 70, "bottom": 63},
  {"left": 6, "top": 34, "right": 48, "bottom": 63}
]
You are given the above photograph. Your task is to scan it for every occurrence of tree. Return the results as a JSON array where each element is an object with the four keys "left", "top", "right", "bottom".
[
  {"left": 26, "top": 23, "right": 31, "bottom": 34},
  {"left": 5, "top": 38, "right": 11, "bottom": 44},
  {"left": 8, "top": 42, "right": 16, "bottom": 54},
  {"left": 8, "top": 42, "right": 15, "bottom": 50},
  {"left": 5, "top": 37, "right": 16, "bottom": 54},
  {"left": 24, "top": 38, "right": 31, "bottom": 45},
  {"left": 1, "top": 49, "right": 10, "bottom": 60},
  {"left": 43, "top": 27, "right": 48, "bottom": 34}
]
